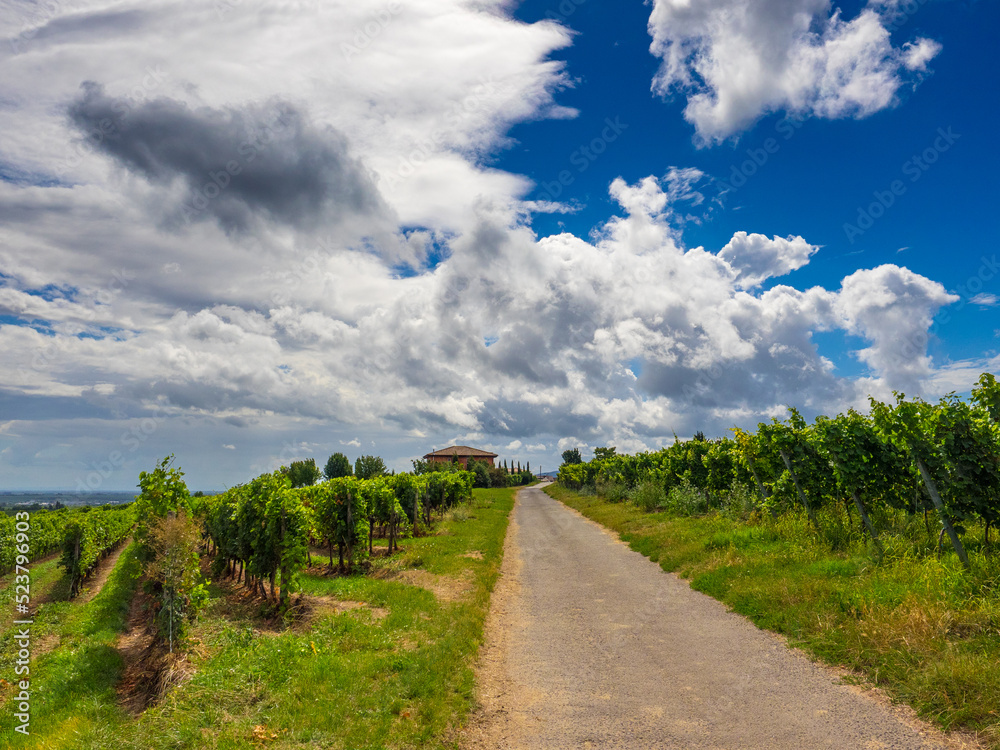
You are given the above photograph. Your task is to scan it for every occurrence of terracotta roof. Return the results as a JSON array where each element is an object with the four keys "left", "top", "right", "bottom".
[{"left": 423, "top": 445, "right": 498, "bottom": 459}]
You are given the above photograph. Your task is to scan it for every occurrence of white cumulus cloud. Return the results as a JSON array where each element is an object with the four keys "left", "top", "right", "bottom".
[
  {"left": 647, "top": 0, "right": 942, "bottom": 143},
  {"left": 718, "top": 232, "right": 818, "bottom": 289}
]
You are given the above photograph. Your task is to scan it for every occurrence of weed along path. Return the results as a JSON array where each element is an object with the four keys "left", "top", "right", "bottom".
[{"left": 465, "top": 483, "right": 968, "bottom": 750}]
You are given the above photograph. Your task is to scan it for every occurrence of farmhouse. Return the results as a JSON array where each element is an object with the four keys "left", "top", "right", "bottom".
[{"left": 423, "top": 445, "right": 498, "bottom": 469}]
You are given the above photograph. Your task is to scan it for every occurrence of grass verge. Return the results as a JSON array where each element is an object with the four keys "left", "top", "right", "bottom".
[
  {"left": 1, "top": 487, "right": 516, "bottom": 749},
  {"left": 545, "top": 483, "right": 1000, "bottom": 747}
]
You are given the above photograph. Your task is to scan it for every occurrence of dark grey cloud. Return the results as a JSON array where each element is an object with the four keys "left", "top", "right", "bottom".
[
  {"left": 475, "top": 399, "right": 600, "bottom": 440},
  {"left": 485, "top": 326, "right": 569, "bottom": 387},
  {"left": 67, "top": 83, "right": 388, "bottom": 235},
  {"left": 118, "top": 378, "right": 341, "bottom": 421},
  {"left": 0, "top": 389, "right": 114, "bottom": 421},
  {"left": 8, "top": 9, "right": 154, "bottom": 52}
]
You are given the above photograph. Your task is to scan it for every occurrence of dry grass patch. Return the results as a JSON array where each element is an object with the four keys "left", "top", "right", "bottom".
[
  {"left": 376, "top": 568, "right": 473, "bottom": 602},
  {"left": 303, "top": 594, "right": 389, "bottom": 622}
]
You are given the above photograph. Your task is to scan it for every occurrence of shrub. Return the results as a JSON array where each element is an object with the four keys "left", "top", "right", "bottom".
[
  {"left": 488, "top": 467, "right": 509, "bottom": 488},
  {"left": 446, "top": 506, "right": 472, "bottom": 522},
  {"left": 147, "top": 513, "right": 207, "bottom": 651},
  {"left": 630, "top": 480, "right": 666, "bottom": 512},
  {"left": 135, "top": 455, "right": 192, "bottom": 563},
  {"left": 558, "top": 463, "right": 587, "bottom": 489},
  {"left": 718, "top": 480, "right": 758, "bottom": 519},
  {"left": 662, "top": 479, "right": 709, "bottom": 516},
  {"left": 597, "top": 479, "right": 630, "bottom": 503}
]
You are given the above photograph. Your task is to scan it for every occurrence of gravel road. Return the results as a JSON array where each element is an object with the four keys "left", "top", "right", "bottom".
[{"left": 463, "top": 484, "right": 976, "bottom": 750}]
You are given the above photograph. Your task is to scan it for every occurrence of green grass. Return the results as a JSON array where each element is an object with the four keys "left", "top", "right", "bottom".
[
  {"left": 545, "top": 483, "right": 1000, "bottom": 747},
  {"left": 0, "top": 555, "right": 71, "bottom": 644},
  {"left": 1, "top": 487, "right": 517, "bottom": 749},
  {"left": 0, "top": 542, "right": 142, "bottom": 747}
]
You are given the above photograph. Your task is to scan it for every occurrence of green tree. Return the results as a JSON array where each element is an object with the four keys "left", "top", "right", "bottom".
[
  {"left": 355, "top": 454, "right": 387, "bottom": 480},
  {"left": 561, "top": 448, "right": 583, "bottom": 465},
  {"left": 284, "top": 458, "right": 321, "bottom": 487},
  {"left": 467, "top": 458, "right": 491, "bottom": 488},
  {"left": 489, "top": 467, "right": 509, "bottom": 488},
  {"left": 324, "top": 452, "right": 353, "bottom": 479},
  {"left": 593, "top": 447, "right": 617, "bottom": 462}
]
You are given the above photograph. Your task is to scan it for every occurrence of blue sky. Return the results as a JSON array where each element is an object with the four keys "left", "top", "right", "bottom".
[
  {"left": 0, "top": 0, "right": 997, "bottom": 490},
  {"left": 506, "top": 0, "right": 999, "bottom": 369},
  {"left": 518, "top": 0, "right": 999, "bottom": 389}
]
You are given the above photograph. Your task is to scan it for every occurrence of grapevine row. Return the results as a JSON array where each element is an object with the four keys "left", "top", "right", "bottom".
[
  {"left": 0, "top": 508, "right": 76, "bottom": 574},
  {"left": 559, "top": 373, "right": 1000, "bottom": 565},
  {"left": 201, "top": 468, "right": 474, "bottom": 605},
  {"left": 59, "top": 504, "right": 137, "bottom": 596}
]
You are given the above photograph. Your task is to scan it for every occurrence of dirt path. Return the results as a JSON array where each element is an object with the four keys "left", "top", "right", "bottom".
[
  {"left": 463, "top": 484, "right": 979, "bottom": 750},
  {"left": 76, "top": 538, "right": 131, "bottom": 604}
]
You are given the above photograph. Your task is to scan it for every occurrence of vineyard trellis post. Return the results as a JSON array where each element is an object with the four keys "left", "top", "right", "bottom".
[
  {"left": 915, "top": 458, "right": 970, "bottom": 569},
  {"left": 779, "top": 450, "right": 819, "bottom": 531}
]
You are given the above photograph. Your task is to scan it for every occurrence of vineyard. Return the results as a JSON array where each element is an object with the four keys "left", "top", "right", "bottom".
[
  {"left": 0, "top": 509, "right": 76, "bottom": 575},
  {"left": 1, "top": 457, "right": 479, "bottom": 649},
  {"left": 60, "top": 505, "right": 136, "bottom": 597},
  {"left": 200, "top": 467, "right": 474, "bottom": 607},
  {"left": 559, "top": 373, "right": 1000, "bottom": 563},
  {"left": 1, "top": 447, "right": 507, "bottom": 749}
]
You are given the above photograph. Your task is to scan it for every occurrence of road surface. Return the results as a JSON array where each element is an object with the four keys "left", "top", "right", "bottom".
[{"left": 463, "top": 483, "right": 974, "bottom": 749}]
